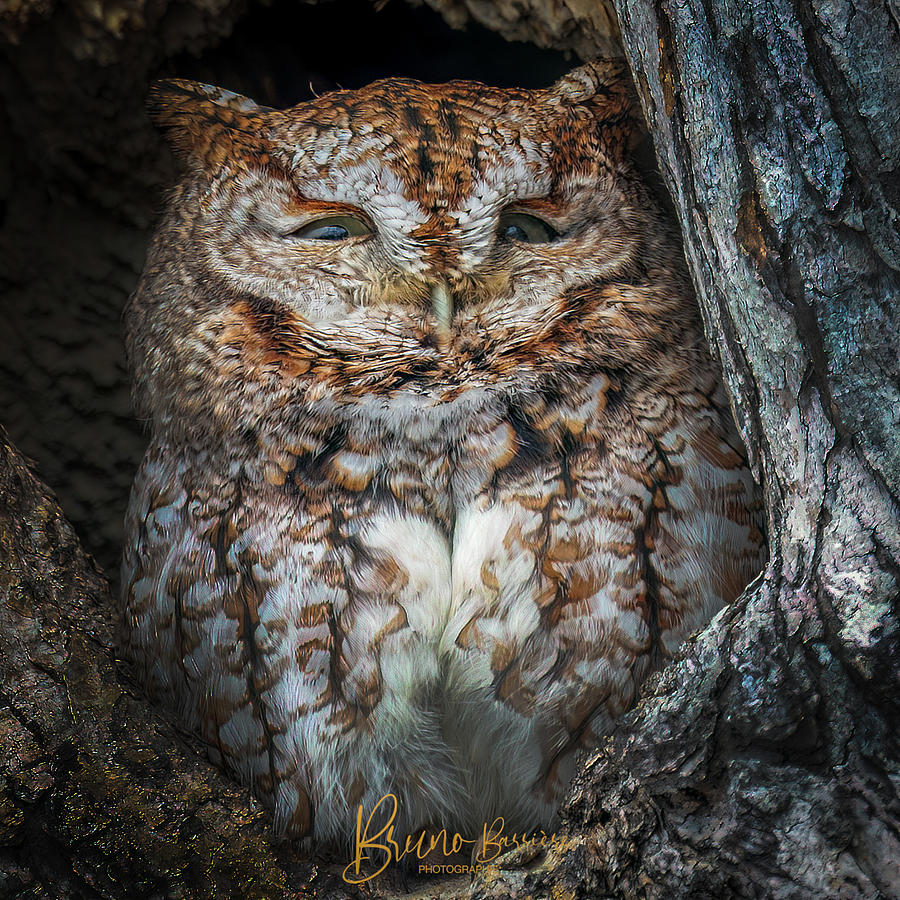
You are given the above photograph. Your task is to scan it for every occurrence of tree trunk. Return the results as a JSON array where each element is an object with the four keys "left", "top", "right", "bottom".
[{"left": 1, "top": 0, "right": 898, "bottom": 897}]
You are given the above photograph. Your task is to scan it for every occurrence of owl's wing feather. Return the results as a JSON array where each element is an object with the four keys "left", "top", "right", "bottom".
[{"left": 446, "top": 377, "right": 765, "bottom": 806}]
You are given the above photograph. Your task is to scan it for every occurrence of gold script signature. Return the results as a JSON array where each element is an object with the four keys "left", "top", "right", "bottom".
[{"left": 342, "top": 793, "right": 560, "bottom": 884}]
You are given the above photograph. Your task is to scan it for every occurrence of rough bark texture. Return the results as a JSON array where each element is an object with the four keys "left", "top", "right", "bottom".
[
  {"left": 418, "top": 0, "right": 621, "bottom": 58},
  {"left": 1, "top": 0, "right": 898, "bottom": 897}
]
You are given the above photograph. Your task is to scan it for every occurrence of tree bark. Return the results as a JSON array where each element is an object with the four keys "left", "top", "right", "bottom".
[
  {"left": 1, "top": 0, "right": 898, "bottom": 897},
  {"left": 418, "top": 0, "right": 622, "bottom": 58}
]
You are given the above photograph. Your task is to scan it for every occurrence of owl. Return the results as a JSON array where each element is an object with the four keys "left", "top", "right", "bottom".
[{"left": 121, "top": 60, "right": 764, "bottom": 850}]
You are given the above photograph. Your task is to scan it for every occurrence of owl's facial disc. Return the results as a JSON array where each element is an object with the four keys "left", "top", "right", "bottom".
[{"left": 156, "top": 71, "right": 656, "bottom": 385}]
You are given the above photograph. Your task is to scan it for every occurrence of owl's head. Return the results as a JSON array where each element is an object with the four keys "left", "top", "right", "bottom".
[{"left": 127, "top": 62, "right": 698, "bottom": 445}]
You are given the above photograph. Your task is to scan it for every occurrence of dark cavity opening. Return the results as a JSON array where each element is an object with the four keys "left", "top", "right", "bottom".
[{"left": 161, "top": 0, "right": 574, "bottom": 107}]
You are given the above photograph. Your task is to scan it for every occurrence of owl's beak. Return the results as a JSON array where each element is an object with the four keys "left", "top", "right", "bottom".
[{"left": 430, "top": 281, "right": 454, "bottom": 346}]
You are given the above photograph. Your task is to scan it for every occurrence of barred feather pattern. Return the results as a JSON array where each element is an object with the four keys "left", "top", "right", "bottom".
[{"left": 122, "top": 60, "right": 765, "bottom": 847}]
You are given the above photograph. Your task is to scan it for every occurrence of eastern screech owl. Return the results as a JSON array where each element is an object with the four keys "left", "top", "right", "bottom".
[{"left": 121, "top": 60, "right": 764, "bottom": 848}]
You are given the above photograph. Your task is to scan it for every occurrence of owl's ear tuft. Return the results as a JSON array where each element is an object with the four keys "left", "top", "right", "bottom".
[
  {"left": 147, "top": 79, "right": 275, "bottom": 167},
  {"left": 551, "top": 59, "right": 644, "bottom": 158}
]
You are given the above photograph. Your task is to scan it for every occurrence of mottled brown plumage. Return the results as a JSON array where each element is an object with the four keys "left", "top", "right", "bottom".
[{"left": 122, "top": 60, "right": 764, "bottom": 848}]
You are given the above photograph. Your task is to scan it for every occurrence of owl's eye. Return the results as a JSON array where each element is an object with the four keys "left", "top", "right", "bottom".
[
  {"left": 498, "top": 212, "right": 558, "bottom": 244},
  {"left": 287, "top": 215, "right": 371, "bottom": 241}
]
